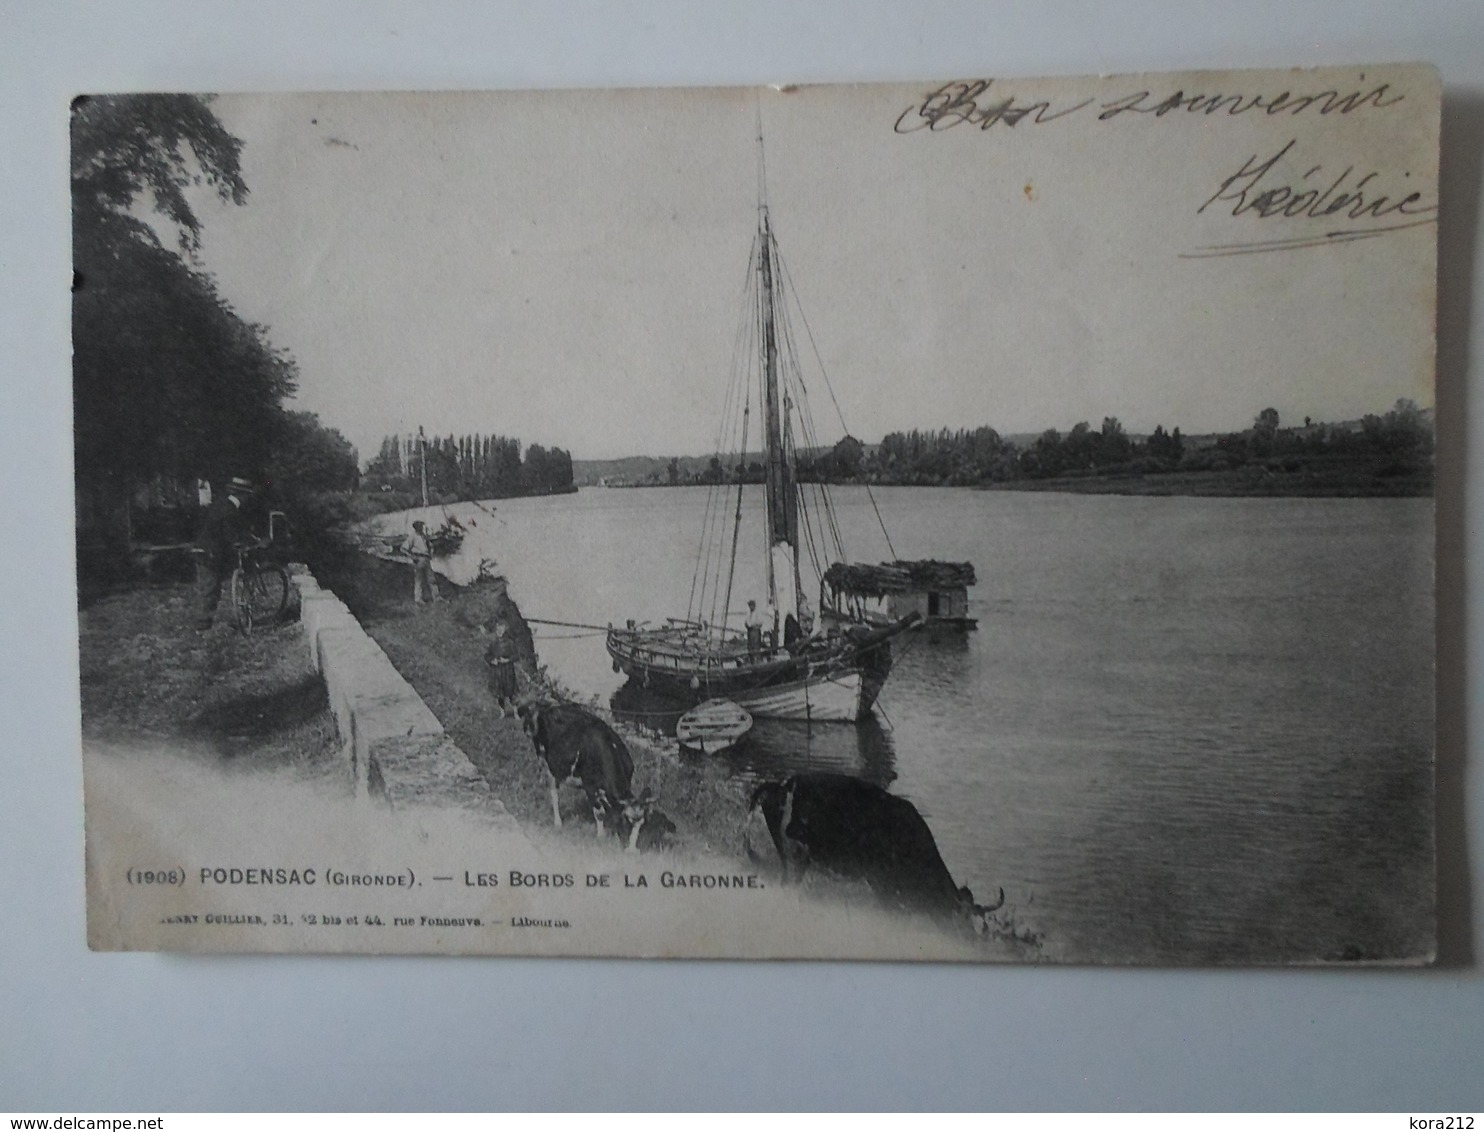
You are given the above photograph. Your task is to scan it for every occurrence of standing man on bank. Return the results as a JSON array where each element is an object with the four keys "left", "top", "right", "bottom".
[
  {"left": 409, "top": 519, "right": 439, "bottom": 606},
  {"left": 194, "top": 476, "right": 255, "bottom": 630}
]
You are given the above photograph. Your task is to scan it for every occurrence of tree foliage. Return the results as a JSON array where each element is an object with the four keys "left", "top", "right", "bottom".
[
  {"left": 830, "top": 434, "right": 864, "bottom": 479},
  {"left": 72, "top": 94, "right": 298, "bottom": 532},
  {"left": 364, "top": 431, "right": 574, "bottom": 499},
  {"left": 72, "top": 94, "right": 246, "bottom": 252},
  {"left": 266, "top": 412, "right": 359, "bottom": 496},
  {"left": 800, "top": 402, "right": 1428, "bottom": 488}
]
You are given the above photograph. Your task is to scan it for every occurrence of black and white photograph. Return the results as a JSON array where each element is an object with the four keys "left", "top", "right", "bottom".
[{"left": 75, "top": 65, "right": 1438, "bottom": 964}]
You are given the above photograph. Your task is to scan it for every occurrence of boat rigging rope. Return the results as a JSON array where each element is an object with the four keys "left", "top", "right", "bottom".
[
  {"left": 711, "top": 267, "right": 759, "bottom": 627},
  {"left": 772, "top": 257, "right": 851, "bottom": 569},
  {"left": 525, "top": 617, "right": 614, "bottom": 632},
  {"left": 790, "top": 343, "right": 847, "bottom": 573},
  {"left": 778, "top": 252, "right": 898, "bottom": 561},
  {"left": 689, "top": 238, "right": 759, "bottom": 626},
  {"left": 721, "top": 380, "right": 751, "bottom": 632}
]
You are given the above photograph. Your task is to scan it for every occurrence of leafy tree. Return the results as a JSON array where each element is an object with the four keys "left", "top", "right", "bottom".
[
  {"left": 1021, "top": 428, "right": 1064, "bottom": 479},
  {"left": 831, "top": 434, "right": 864, "bottom": 479},
  {"left": 1362, "top": 398, "right": 1433, "bottom": 456},
  {"left": 1099, "top": 417, "right": 1132, "bottom": 464},
  {"left": 365, "top": 434, "right": 406, "bottom": 484},
  {"left": 1064, "top": 421, "right": 1096, "bottom": 470},
  {"left": 72, "top": 94, "right": 246, "bottom": 253},
  {"left": 265, "top": 412, "right": 359, "bottom": 497},
  {"left": 522, "top": 443, "right": 549, "bottom": 492},
  {"left": 423, "top": 438, "right": 460, "bottom": 496},
  {"left": 72, "top": 94, "right": 296, "bottom": 540},
  {"left": 1147, "top": 424, "right": 1184, "bottom": 464},
  {"left": 1252, "top": 406, "right": 1280, "bottom": 455}
]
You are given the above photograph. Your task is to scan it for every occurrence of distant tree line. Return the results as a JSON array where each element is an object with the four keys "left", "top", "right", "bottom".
[
  {"left": 806, "top": 402, "right": 1431, "bottom": 487},
  {"left": 649, "top": 400, "right": 1434, "bottom": 492},
  {"left": 364, "top": 432, "right": 575, "bottom": 499}
]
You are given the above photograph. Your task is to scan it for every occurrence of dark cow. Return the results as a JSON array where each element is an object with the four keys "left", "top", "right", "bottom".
[
  {"left": 744, "top": 772, "right": 1004, "bottom": 934},
  {"left": 518, "top": 701, "right": 669, "bottom": 850},
  {"left": 620, "top": 790, "right": 677, "bottom": 853}
]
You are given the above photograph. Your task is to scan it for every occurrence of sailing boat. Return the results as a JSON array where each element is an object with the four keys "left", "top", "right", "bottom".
[{"left": 605, "top": 165, "right": 917, "bottom": 723}]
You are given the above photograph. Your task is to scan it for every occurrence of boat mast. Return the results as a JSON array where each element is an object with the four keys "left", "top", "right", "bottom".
[
  {"left": 758, "top": 206, "right": 799, "bottom": 613},
  {"left": 418, "top": 426, "right": 429, "bottom": 508}
]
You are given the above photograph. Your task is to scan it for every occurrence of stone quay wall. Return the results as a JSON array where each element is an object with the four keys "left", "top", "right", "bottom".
[{"left": 290, "top": 565, "right": 520, "bottom": 833}]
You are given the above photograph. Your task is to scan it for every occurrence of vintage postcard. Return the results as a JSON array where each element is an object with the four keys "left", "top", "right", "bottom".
[{"left": 75, "top": 64, "right": 1438, "bottom": 962}]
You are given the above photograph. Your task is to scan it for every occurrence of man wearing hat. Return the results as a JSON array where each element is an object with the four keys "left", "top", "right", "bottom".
[
  {"left": 193, "top": 476, "right": 256, "bottom": 629},
  {"left": 408, "top": 519, "right": 439, "bottom": 606}
]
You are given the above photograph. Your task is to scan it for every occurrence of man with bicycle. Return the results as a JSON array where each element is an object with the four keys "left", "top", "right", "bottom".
[{"left": 194, "top": 476, "right": 261, "bottom": 630}]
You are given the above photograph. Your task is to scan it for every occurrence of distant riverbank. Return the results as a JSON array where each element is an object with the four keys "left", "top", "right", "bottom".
[
  {"left": 974, "top": 462, "right": 1433, "bottom": 498},
  {"left": 585, "top": 462, "right": 1433, "bottom": 499},
  {"left": 577, "top": 403, "right": 1434, "bottom": 499}
]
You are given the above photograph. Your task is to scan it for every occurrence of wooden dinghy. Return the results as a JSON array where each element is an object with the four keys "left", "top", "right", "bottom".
[{"left": 676, "top": 699, "right": 753, "bottom": 755}]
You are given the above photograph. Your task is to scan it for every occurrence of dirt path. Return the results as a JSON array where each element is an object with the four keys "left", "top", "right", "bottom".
[{"left": 78, "top": 582, "right": 345, "bottom": 788}]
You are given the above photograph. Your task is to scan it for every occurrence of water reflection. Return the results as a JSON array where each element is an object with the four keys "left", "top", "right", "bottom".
[{"left": 728, "top": 715, "right": 897, "bottom": 787}]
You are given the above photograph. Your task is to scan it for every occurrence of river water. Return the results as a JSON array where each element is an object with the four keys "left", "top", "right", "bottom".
[{"left": 388, "top": 485, "right": 1435, "bottom": 964}]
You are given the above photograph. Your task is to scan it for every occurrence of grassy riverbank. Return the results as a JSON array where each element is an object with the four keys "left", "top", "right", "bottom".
[
  {"left": 321, "top": 552, "right": 1042, "bottom": 957},
  {"left": 78, "top": 582, "right": 344, "bottom": 785},
  {"left": 319, "top": 553, "right": 759, "bottom": 860}
]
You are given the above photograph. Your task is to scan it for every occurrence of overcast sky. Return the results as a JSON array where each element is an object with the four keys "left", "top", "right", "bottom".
[{"left": 190, "top": 68, "right": 1438, "bottom": 461}]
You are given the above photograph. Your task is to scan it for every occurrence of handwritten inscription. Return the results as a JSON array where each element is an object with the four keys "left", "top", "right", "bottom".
[
  {"left": 895, "top": 77, "right": 1405, "bottom": 134},
  {"left": 895, "top": 77, "right": 1434, "bottom": 255},
  {"left": 1184, "top": 139, "right": 1437, "bottom": 257},
  {"left": 894, "top": 80, "right": 1092, "bottom": 133},
  {"left": 1199, "top": 139, "right": 1433, "bottom": 221}
]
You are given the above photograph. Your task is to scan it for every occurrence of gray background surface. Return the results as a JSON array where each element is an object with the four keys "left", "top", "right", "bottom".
[{"left": 1, "top": 0, "right": 1480, "bottom": 1111}]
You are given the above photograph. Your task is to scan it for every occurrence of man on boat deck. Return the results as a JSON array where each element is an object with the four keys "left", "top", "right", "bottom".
[
  {"left": 745, "top": 599, "right": 765, "bottom": 659},
  {"left": 789, "top": 592, "right": 820, "bottom": 650},
  {"left": 408, "top": 520, "right": 439, "bottom": 606}
]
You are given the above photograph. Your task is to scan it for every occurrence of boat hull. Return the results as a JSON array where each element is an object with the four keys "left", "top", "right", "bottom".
[
  {"left": 611, "top": 657, "right": 873, "bottom": 722},
  {"left": 605, "top": 619, "right": 911, "bottom": 723},
  {"left": 727, "top": 669, "right": 867, "bottom": 722}
]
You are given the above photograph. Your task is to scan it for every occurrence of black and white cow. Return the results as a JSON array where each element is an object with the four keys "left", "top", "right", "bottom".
[
  {"left": 744, "top": 772, "right": 1004, "bottom": 933},
  {"left": 518, "top": 701, "right": 670, "bottom": 850}
]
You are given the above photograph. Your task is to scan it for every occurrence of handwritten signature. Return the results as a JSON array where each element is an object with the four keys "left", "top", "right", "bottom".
[
  {"left": 894, "top": 77, "right": 1404, "bottom": 134},
  {"left": 1183, "top": 139, "right": 1437, "bottom": 257}
]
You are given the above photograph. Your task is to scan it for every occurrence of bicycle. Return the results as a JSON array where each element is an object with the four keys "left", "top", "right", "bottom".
[{"left": 228, "top": 535, "right": 291, "bottom": 636}]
